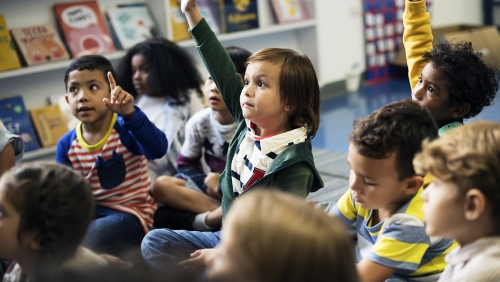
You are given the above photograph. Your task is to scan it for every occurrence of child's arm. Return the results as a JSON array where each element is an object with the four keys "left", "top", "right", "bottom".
[
  {"left": 106, "top": 72, "right": 168, "bottom": 159},
  {"left": 357, "top": 260, "right": 397, "bottom": 282},
  {"left": 403, "top": 0, "right": 432, "bottom": 90},
  {"left": 182, "top": 0, "right": 245, "bottom": 123}
]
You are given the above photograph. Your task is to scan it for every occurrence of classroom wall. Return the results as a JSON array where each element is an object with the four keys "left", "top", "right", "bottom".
[{"left": 317, "top": 0, "right": 483, "bottom": 85}]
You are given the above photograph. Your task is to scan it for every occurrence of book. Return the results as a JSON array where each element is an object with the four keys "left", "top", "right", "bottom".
[
  {"left": 29, "top": 104, "right": 69, "bottom": 147},
  {"left": 198, "top": 0, "right": 222, "bottom": 35},
  {"left": 270, "top": 0, "right": 308, "bottom": 24},
  {"left": 168, "top": 0, "right": 192, "bottom": 41},
  {"left": 0, "top": 14, "right": 21, "bottom": 71},
  {"left": 0, "top": 96, "right": 40, "bottom": 152},
  {"left": 10, "top": 23, "right": 70, "bottom": 66},
  {"left": 48, "top": 94, "right": 80, "bottom": 129},
  {"left": 222, "top": 0, "right": 258, "bottom": 33},
  {"left": 106, "top": 3, "right": 159, "bottom": 50},
  {"left": 53, "top": 1, "right": 116, "bottom": 57}
]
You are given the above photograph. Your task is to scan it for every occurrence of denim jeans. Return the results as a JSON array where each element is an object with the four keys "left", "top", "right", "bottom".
[
  {"left": 141, "top": 229, "right": 221, "bottom": 272},
  {"left": 82, "top": 205, "right": 145, "bottom": 256}
]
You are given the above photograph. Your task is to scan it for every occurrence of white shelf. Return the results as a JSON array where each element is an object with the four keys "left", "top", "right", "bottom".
[
  {"left": 175, "top": 19, "right": 317, "bottom": 47},
  {"left": 23, "top": 146, "right": 57, "bottom": 161},
  {"left": 0, "top": 51, "right": 127, "bottom": 80}
]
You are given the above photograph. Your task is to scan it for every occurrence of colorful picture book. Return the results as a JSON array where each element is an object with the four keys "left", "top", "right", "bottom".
[
  {"left": 198, "top": 0, "right": 222, "bottom": 35},
  {"left": 169, "top": 0, "right": 192, "bottom": 41},
  {"left": 10, "top": 23, "right": 69, "bottom": 66},
  {"left": 0, "top": 14, "right": 21, "bottom": 71},
  {"left": 106, "top": 3, "right": 159, "bottom": 50},
  {"left": 53, "top": 0, "right": 116, "bottom": 57},
  {"left": 270, "top": 0, "right": 308, "bottom": 24},
  {"left": 29, "top": 104, "right": 69, "bottom": 147},
  {"left": 222, "top": 0, "right": 258, "bottom": 33},
  {"left": 0, "top": 96, "right": 40, "bottom": 152}
]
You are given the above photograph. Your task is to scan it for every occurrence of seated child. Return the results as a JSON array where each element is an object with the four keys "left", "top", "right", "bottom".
[
  {"left": 0, "top": 163, "right": 108, "bottom": 281},
  {"left": 141, "top": 0, "right": 323, "bottom": 273},
  {"left": 56, "top": 55, "right": 168, "bottom": 257},
  {"left": 116, "top": 38, "right": 204, "bottom": 180},
  {"left": 152, "top": 46, "right": 252, "bottom": 231},
  {"left": 413, "top": 121, "right": 500, "bottom": 282},
  {"left": 0, "top": 120, "right": 23, "bottom": 176},
  {"left": 330, "top": 99, "right": 457, "bottom": 282},
  {"left": 204, "top": 189, "right": 360, "bottom": 282},
  {"left": 404, "top": 0, "right": 498, "bottom": 135}
]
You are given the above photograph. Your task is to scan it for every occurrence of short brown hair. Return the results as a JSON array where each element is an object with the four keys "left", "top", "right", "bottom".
[
  {"left": 224, "top": 189, "right": 359, "bottom": 282},
  {"left": 349, "top": 99, "right": 438, "bottom": 180},
  {"left": 413, "top": 121, "right": 500, "bottom": 229},
  {"left": 247, "top": 48, "right": 320, "bottom": 137}
]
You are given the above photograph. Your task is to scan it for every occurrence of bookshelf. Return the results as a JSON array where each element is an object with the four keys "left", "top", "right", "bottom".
[{"left": 1, "top": 0, "right": 321, "bottom": 160}]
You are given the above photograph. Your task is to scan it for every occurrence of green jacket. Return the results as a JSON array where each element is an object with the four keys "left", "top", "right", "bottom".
[{"left": 190, "top": 19, "right": 324, "bottom": 218}]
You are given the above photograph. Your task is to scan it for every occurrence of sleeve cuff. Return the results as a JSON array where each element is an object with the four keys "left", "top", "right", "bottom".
[{"left": 189, "top": 18, "right": 214, "bottom": 46}]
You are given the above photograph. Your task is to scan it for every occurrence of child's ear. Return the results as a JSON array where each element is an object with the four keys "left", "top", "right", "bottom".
[
  {"left": 65, "top": 94, "right": 69, "bottom": 104},
  {"left": 451, "top": 103, "right": 470, "bottom": 119},
  {"left": 404, "top": 175, "right": 424, "bottom": 195},
  {"left": 464, "top": 188, "right": 486, "bottom": 221}
]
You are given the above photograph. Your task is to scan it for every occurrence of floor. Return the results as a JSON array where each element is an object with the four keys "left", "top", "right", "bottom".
[
  {"left": 307, "top": 75, "right": 500, "bottom": 203},
  {"left": 312, "top": 76, "right": 500, "bottom": 153}
]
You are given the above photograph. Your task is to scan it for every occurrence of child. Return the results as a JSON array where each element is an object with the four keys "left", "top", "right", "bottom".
[
  {"left": 56, "top": 55, "right": 168, "bottom": 257},
  {"left": 116, "top": 38, "right": 204, "bottom": 180},
  {"left": 0, "top": 121, "right": 23, "bottom": 177},
  {"left": 204, "top": 189, "right": 359, "bottom": 282},
  {"left": 0, "top": 163, "right": 107, "bottom": 281},
  {"left": 330, "top": 99, "right": 457, "bottom": 282},
  {"left": 403, "top": 5, "right": 498, "bottom": 279},
  {"left": 413, "top": 121, "right": 500, "bottom": 282},
  {"left": 404, "top": 0, "right": 498, "bottom": 135},
  {"left": 141, "top": 0, "right": 323, "bottom": 272},
  {"left": 152, "top": 46, "right": 252, "bottom": 231}
]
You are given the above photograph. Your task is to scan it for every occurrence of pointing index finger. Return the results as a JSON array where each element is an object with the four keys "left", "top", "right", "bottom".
[{"left": 108, "top": 71, "right": 116, "bottom": 90}]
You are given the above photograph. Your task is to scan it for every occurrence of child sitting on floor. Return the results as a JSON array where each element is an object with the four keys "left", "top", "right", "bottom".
[
  {"left": 206, "top": 189, "right": 359, "bottom": 282},
  {"left": 414, "top": 121, "right": 500, "bottom": 282},
  {"left": 56, "top": 55, "right": 168, "bottom": 257},
  {"left": 330, "top": 99, "right": 457, "bottom": 282},
  {"left": 404, "top": 0, "right": 498, "bottom": 135}
]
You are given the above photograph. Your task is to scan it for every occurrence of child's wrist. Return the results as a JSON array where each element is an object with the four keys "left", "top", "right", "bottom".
[{"left": 121, "top": 109, "right": 135, "bottom": 121}]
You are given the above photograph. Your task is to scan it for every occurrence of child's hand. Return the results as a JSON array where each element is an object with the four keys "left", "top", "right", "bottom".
[
  {"left": 204, "top": 172, "right": 221, "bottom": 200},
  {"left": 180, "top": 0, "right": 203, "bottom": 28},
  {"left": 180, "top": 0, "right": 197, "bottom": 14},
  {"left": 103, "top": 72, "right": 135, "bottom": 120},
  {"left": 178, "top": 248, "right": 219, "bottom": 273}
]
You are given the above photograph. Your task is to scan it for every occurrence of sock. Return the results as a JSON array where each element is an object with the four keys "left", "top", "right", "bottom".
[{"left": 192, "top": 211, "right": 217, "bottom": 231}]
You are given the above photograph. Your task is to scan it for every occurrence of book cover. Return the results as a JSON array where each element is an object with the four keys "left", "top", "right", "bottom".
[
  {"left": 0, "top": 96, "right": 40, "bottom": 152},
  {"left": 198, "top": 0, "right": 222, "bottom": 35},
  {"left": 53, "top": 1, "right": 116, "bottom": 57},
  {"left": 29, "top": 104, "right": 69, "bottom": 147},
  {"left": 106, "top": 3, "right": 159, "bottom": 50},
  {"left": 10, "top": 23, "right": 70, "bottom": 66},
  {"left": 169, "top": 0, "right": 192, "bottom": 41},
  {"left": 270, "top": 0, "right": 309, "bottom": 24},
  {"left": 223, "top": 0, "right": 258, "bottom": 33},
  {"left": 0, "top": 14, "right": 21, "bottom": 71}
]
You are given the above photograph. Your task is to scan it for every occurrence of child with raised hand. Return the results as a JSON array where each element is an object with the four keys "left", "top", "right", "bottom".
[
  {"left": 116, "top": 38, "right": 204, "bottom": 180},
  {"left": 0, "top": 163, "right": 107, "bottom": 281},
  {"left": 330, "top": 99, "right": 457, "bottom": 282},
  {"left": 404, "top": 0, "right": 498, "bottom": 135},
  {"left": 56, "top": 55, "right": 168, "bottom": 257},
  {"left": 206, "top": 189, "right": 359, "bottom": 282},
  {"left": 141, "top": 0, "right": 323, "bottom": 273},
  {"left": 413, "top": 121, "right": 500, "bottom": 282},
  {"left": 152, "top": 46, "right": 251, "bottom": 232}
]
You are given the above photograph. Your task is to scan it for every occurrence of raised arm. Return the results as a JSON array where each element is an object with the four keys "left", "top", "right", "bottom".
[{"left": 403, "top": 0, "right": 433, "bottom": 90}]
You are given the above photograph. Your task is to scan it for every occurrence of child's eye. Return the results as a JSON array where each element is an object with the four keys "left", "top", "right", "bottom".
[
  {"left": 427, "top": 86, "right": 435, "bottom": 93},
  {"left": 69, "top": 86, "right": 77, "bottom": 93},
  {"left": 418, "top": 76, "right": 422, "bottom": 83},
  {"left": 244, "top": 79, "right": 249, "bottom": 85},
  {"left": 141, "top": 67, "right": 148, "bottom": 74},
  {"left": 208, "top": 76, "right": 213, "bottom": 81},
  {"left": 257, "top": 81, "right": 264, "bottom": 87},
  {"left": 90, "top": 85, "right": 98, "bottom": 91},
  {"left": 364, "top": 179, "right": 376, "bottom": 186}
]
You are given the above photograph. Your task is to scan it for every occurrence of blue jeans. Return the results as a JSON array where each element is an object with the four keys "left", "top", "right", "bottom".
[
  {"left": 83, "top": 205, "right": 145, "bottom": 256},
  {"left": 141, "top": 229, "right": 221, "bottom": 272}
]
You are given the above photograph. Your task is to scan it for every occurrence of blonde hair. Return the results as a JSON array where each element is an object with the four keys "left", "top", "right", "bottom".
[
  {"left": 247, "top": 48, "right": 320, "bottom": 138},
  {"left": 224, "top": 189, "right": 359, "bottom": 282},
  {"left": 413, "top": 121, "right": 500, "bottom": 229}
]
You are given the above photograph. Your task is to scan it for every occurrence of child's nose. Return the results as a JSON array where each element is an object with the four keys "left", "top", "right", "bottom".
[
  {"left": 77, "top": 89, "right": 88, "bottom": 101},
  {"left": 412, "top": 87, "right": 423, "bottom": 101}
]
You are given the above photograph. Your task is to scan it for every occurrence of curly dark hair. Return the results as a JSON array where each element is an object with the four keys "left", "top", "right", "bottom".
[
  {"left": 64, "top": 55, "right": 116, "bottom": 90},
  {"left": 349, "top": 99, "right": 438, "bottom": 180},
  {"left": 423, "top": 42, "right": 499, "bottom": 119},
  {"left": 117, "top": 38, "right": 202, "bottom": 102},
  {"left": 3, "top": 163, "right": 94, "bottom": 265}
]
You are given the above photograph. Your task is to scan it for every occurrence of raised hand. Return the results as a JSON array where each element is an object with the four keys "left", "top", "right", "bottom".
[
  {"left": 180, "top": 0, "right": 203, "bottom": 28},
  {"left": 103, "top": 72, "right": 135, "bottom": 120}
]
